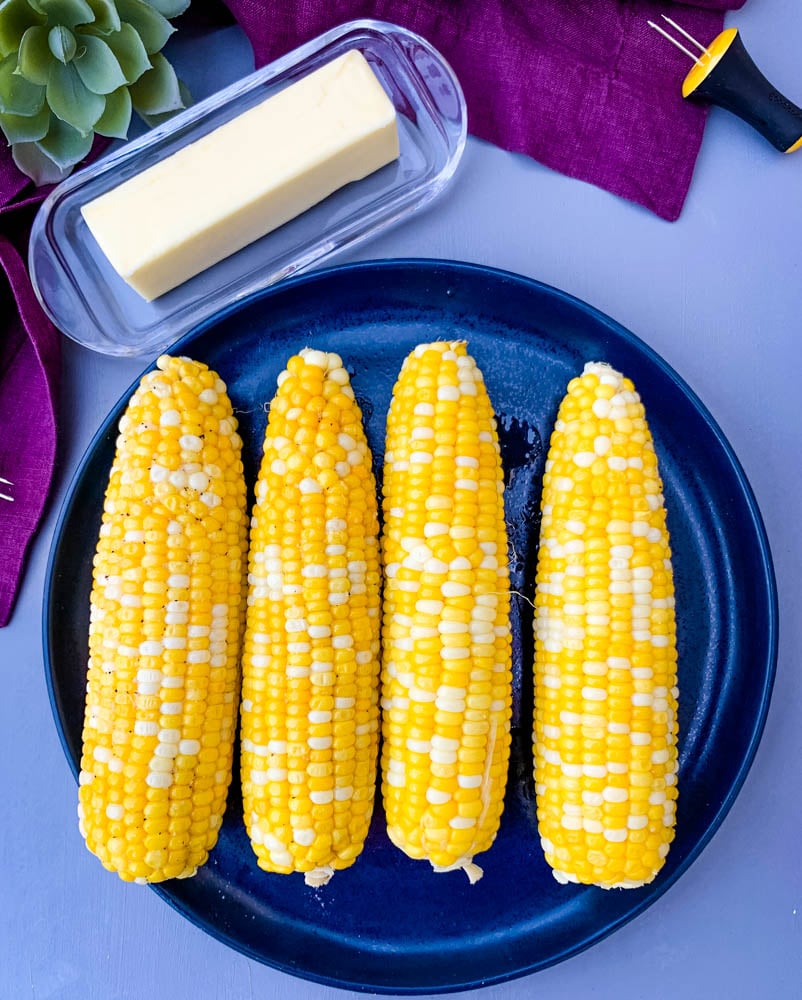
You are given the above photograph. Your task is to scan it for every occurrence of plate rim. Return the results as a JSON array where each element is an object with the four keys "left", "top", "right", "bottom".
[{"left": 41, "top": 257, "right": 779, "bottom": 993}]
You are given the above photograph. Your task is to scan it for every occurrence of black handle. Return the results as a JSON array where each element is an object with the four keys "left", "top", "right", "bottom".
[{"left": 690, "top": 31, "right": 802, "bottom": 152}]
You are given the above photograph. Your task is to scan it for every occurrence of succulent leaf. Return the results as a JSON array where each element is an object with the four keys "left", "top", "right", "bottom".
[
  {"left": 16, "top": 24, "right": 51, "bottom": 85},
  {"left": 0, "top": 51, "right": 44, "bottom": 114},
  {"left": 92, "top": 79, "right": 128, "bottom": 136},
  {"left": 48, "top": 24, "right": 76, "bottom": 63},
  {"left": 47, "top": 56, "right": 102, "bottom": 132},
  {"left": 85, "top": 0, "right": 120, "bottom": 34},
  {"left": 136, "top": 71, "right": 186, "bottom": 127},
  {"left": 36, "top": 0, "right": 95, "bottom": 29},
  {"left": 12, "top": 137, "right": 69, "bottom": 184},
  {"left": 146, "top": 0, "right": 189, "bottom": 19},
  {"left": 0, "top": 0, "right": 45, "bottom": 59},
  {"left": 0, "top": 103, "right": 49, "bottom": 142},
  {"left": 74, "top": 32, "right": 124, "bottom": 92},
  {"left": 36, "top": 109, "right": 91, "bottom": 164},
  {"left": 129, "top": 50, "right": 180, "bottom": 116},
  {"left": 102, "top": 19, "right": 147, "bottom": 84},
  {"left": 115, "top": 0, "right": 172, "bottom": 55}
]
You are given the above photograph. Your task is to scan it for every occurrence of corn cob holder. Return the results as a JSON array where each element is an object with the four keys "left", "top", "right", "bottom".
[
  {"left": 240, "top": 348, "right": 382, "bottom": 886},
  {"left": 78, "top": 356, "right": 249, "bottom": 883},
  {"left": 650, "top": 15, "right": 802, "bottom": 153},
  {"left": 380, "top": 341, "right": 513, "bottom": 883},
  {"left": 533, "top": 362, "right": 679, "bottom": 889}
]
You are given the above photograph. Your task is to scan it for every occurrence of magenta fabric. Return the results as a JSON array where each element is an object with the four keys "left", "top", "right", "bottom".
[
  {"left": 0, "top": 127, "right": 113, "bottom": 625},
  {"left": 0, "top": 229, "right": 59, "bottom": 627},
  {"left": 225, "top": 0, "right": 747, "bottom": 221}
]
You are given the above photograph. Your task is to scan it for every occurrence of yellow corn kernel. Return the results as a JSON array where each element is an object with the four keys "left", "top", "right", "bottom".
[
  {"left": 241, "top": 348, "right": 381, "bottom": 886},
  {"left": 533, "top": 362, "right": 679, "bottom": 889},
  {"left": 78, "top": 355, "right": 248, "bottom": 883},
  {"left": 380, "top": 341, "right": 512, "bottom": 882}
]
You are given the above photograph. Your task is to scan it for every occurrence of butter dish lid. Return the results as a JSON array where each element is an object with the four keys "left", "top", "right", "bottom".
[{"left": 28, "top": 20, "right": 466, "bottom": 358}]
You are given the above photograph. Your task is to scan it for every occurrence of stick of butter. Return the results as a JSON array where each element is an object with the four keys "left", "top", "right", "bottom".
[{"left": 81, "top": 50, "right": 400, "bottom": 301}]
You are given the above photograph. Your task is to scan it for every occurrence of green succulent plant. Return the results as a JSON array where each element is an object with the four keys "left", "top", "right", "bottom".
[{"left": 0, "top": 0, "right": 191, "bottom": 184}]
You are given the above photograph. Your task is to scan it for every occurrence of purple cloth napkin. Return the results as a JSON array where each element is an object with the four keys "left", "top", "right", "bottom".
[
  {"left": 0, "top": 226, "right": 59, "bottom": 627},
  {"left": 0, "top": 135, "right": 114, "bottom": 627},
  {"left": 225, "top": 0, "right": 746, "bottom": 221}
]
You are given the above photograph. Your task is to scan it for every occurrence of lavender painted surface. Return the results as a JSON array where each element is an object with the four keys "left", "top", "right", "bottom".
[{"left": 2, "top": 2, "right": 801, "bottom": 998}]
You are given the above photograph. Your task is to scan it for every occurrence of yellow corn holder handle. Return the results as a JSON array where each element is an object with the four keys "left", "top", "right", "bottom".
[{"left": 651, "top": 18, "right": 802, "bottom": 154}]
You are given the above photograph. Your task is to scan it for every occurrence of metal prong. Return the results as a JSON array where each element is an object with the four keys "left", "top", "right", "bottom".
[
  {"left": 0, "top": 477, "right": 13, "bottom": 502},
  {"left": 647, "top": 20, "right": 703, "bottom": 65},
  {"left": 661, "top": 15, "right": 710, "bottom": 55}
]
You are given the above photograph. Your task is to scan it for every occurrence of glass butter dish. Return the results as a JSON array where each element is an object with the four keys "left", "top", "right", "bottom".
[{"left": 29, "top": 20, "right": 467, "bottom": 358}]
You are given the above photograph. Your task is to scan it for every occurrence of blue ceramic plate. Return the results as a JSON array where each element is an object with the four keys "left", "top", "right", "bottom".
[{"left": 43, "top": 260, "right": 777, "bottom": 993}]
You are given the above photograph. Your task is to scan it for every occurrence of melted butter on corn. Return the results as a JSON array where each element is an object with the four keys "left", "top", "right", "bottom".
[
  {"left": 78, "top": 355, "right": 248, "bottom": 883},
  {"left": 533, "top": 362, "right": 679, "bottom": 889},
  {"left": 380, "top": 341, "right": 512, "bottom": 881},
  {"left": 241, "top": 348, "right": 381, "bottom": 885}
]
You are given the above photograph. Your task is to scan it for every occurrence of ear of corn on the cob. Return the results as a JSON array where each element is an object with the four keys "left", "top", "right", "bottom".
[
  {"left": 241, "top": 348, "right": 381, "bottom": 886},
  {"left": 78, "top": 355, "right": 249, "bottom": 883},
  {"left": 533, "top": 361, "right": 679, "bottom": 889},
  {"left": 380, "top": 341, "right": 512, "bottom": 882}
]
